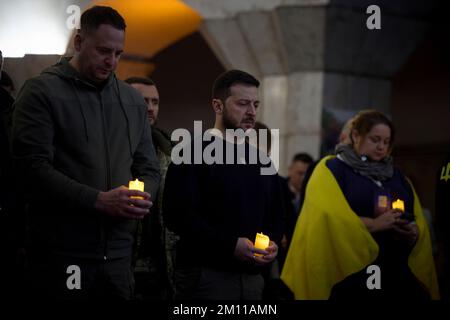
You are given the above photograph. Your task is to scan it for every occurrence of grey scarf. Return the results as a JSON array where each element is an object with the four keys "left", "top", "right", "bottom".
[{"left": 335, "top": 143, "right": 394, "bottom": 181}]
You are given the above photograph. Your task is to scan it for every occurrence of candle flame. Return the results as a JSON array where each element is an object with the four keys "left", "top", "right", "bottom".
[{"left": 392, "top": 199, "right": 405, "bottom": 212}]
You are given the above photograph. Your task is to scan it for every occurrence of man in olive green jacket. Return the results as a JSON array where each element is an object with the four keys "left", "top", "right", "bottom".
[{"left": 125, "top": 77, "right": 177, "bottom": 300}]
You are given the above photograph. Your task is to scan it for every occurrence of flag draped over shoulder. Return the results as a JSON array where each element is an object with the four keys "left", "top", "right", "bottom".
[
  {"left": 408, "top": 179, "right": 440, "bottom": 299},
  {"left": 280, "top": 156, "right": 439, "bottom": 300}
]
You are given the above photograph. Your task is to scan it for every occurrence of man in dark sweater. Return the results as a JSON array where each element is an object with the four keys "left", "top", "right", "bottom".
[
  {"left": 12, "top": 6, "right": 160, "bottom": 299},
  {"left": 163, "top": 70, "right": 284, "bottom": 300}
]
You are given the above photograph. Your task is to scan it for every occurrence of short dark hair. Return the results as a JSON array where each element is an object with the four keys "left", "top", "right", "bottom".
[
  {"left": 80, "top": 6, "right": 126, "bottom": 34},
  {"left": 212, "top": 70, "right": 259, "bottom": 102},
  {"left": 124, "top": 77, "right": 156, "bottom": 86},
  {"left": 292, "top": 152, "right": 314, "bottom": 164},
  {"left": 351, "top": 109, "right": 395, "bottom": 148}
]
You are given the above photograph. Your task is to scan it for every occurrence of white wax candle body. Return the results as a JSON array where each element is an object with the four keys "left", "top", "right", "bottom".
[
  {"left": 392, "top": 199, "right": 405, "bottom": 212},
  {"left": 129, "top": 179, "right": 144, "bottom": 199},
  {"left": 254, "top": 233, "right": 270, "bottom": 256}
]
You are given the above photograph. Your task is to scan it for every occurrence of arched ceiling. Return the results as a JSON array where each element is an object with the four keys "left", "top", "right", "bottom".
[{"left": 95, "top": 0, "right": 202, "bottom": 57}]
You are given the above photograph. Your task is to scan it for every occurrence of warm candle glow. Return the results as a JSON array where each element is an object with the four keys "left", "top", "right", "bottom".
[
  {"left": 392, "top": 199, "right": 405, "bottom": 212},
  {"left": 254, "top": 232, "right": 270, "bottom": 257},
  {"left": 377, "top": 195, "right": 388, "bottom": 209},
  {"left": 129, "top": 179, "right": 144, "bottom": 199}
]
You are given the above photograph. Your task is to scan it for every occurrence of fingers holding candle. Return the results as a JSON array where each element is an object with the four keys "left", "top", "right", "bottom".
[
  {"left": 233, "top": 236, "right": 278, "bottom": 265},
  {"left": 234, "top": 237, "right": 255, "bottom": 263},
  {"left": 127, "top": 197, "right": 153, "bottom": 211},
  {"left": 252, "top": 247, "right": 269, "bottom": 257},
  {"left": 253, "top": 241, "right": 278, "bottom": 264},
  {"left": 125, "top": 188, "right": 152, "bottom": 218},
  {"left": 252, "top": 254, "right": 267, "bottom": 266},
  {"left": 264, "top": 241, "right": 278, "bottom": 260},
  {"left": 252, "top": 249, "right": 275, "bottom": 266},
  {"left": 127, "top": 189, "right": 151, "bottom": 201},
  {"left": 252, "top": 233, "right": 278, "bottom": 265},
  {"left": 123, "top": 201, "right": 152, "bottom": 219},
  {"left": 95, "top": 185, "right": 152, "bottom": 220}
]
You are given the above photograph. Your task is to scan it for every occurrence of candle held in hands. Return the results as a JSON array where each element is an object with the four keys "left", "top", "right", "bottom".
[
  {"left": 129, "top": 179, "right": 144, "bottom": 200},
  {"left": 392, "top": 199, "right": 405, "bottom": 212},
  {"left": 254, "top": 232, "right": 270, "bottom": 257}
]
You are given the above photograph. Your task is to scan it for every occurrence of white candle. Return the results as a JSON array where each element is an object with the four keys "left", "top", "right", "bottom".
[
  {"left": 129, "top": 179, "right": 144, "bottom": 199},
  {"left": 392, "top": 199, "right": 405, "bottom": 212},
  {"left": 254, "top": 232, "right": 270, "bottom": 257}
]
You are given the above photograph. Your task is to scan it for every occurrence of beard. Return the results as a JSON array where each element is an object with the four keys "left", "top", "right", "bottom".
[
  {"left": 222, "top": 107, "right": 255, "bottom": 130},
  {"left": 222, "top": 107, "right": 240, "bottom": 130}
]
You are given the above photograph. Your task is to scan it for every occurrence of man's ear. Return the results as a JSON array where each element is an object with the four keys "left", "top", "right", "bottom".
[
  {"left": 73, "top": 30, "right": 83, "bottom": 52},
  {"left": 212, "top": 99, "right": 223, "bottom": 114}
]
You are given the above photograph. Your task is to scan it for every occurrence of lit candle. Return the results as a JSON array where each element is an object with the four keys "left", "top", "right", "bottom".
[
  {"left": 377, "top": 195, "right": 388, "bottom": 209},
  {"left": 392, "top": 199, "right": 405, "bottom": 212},
  {"left": 129, "top": 179, "right": 144, "bottom": 200},
  {"left": 254, "top": 232, "right": 270, "bottom": 257}
]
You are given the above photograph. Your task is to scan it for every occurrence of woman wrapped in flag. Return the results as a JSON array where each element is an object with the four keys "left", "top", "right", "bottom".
[{"left": 281, "top": 110, "right": 439, "bottom": 300}]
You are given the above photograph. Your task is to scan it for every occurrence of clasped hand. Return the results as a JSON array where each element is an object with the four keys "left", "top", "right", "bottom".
[
  {"left": 234, "top": 237, "right": 278, "bottom": 266},
  {"left": 374, "top": 210, "right": 419, "bottom": 244},
  {"left": 95, "top": 185, "right": 152, "bottom": 219}
]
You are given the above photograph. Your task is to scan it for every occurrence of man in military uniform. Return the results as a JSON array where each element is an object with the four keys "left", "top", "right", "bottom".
[{"left": 126, "top": 77, "right": 177, "bottom": 299}]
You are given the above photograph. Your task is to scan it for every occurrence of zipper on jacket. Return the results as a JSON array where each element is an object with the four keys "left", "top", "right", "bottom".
[{"left": 99, "top": 91, "right": 112, "bottom": 260}]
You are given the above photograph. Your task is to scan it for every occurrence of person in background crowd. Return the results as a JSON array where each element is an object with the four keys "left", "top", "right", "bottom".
[{"left": 125, "top": 76, "right": 175, "bottom": 300}]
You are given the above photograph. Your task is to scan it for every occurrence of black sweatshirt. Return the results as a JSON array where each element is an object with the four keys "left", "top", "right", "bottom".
[{"left": 163, "top": 135, "right": 284, "bottom": 273}]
